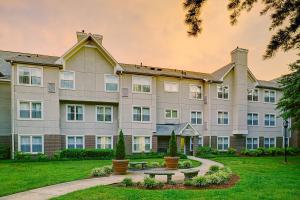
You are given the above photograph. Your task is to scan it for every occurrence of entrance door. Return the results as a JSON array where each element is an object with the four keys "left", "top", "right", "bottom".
[{"left": 180, "top": 137, "right": 186, "bottom": 154}]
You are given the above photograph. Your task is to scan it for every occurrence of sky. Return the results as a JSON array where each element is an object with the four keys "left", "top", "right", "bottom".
[{"left": 0, "top": 0, "right": 297, "bottom": 80}]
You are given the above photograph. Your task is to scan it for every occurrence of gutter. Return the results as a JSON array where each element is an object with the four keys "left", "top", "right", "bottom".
[
  {"left": 6, "top": 60, "right": 63, "bottom": 69},
  {"left": 10, "top": 63, "right": 15, "bottom": 159}
]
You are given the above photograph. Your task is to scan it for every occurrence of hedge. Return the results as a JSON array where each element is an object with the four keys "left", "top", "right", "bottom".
[
  {"left": 0, "top": 144, "right": 10, "bottom": 159},
  {"left": 59, "top": 148, "right": 114, "bottom": 159},
  {"left": 126, "top": 151, "right": 187, "bottom": 159},
  {"left": 195, "top": 146, "right": 237, "bottom": 158},
  {"left": 240, "top": 147, "right": 300, "bottom": 157}
]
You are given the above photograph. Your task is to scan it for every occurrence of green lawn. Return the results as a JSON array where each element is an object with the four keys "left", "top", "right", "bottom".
[
  {"left": 53, "top": 156, "right": 300, "bottom": 200},
  {"left": 0, "top": 158, "right": 199, "bottom": 197}
]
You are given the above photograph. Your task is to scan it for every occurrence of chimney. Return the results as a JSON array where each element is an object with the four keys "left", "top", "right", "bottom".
[
  {"left": 231, "top": 47, "right": 248, "bottom": 66},
  {"left": 76, "top": 30, "right": 87, "bottom": 42}
]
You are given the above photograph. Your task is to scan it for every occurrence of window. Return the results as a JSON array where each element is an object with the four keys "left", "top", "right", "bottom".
[
  {"left": 217, "top": 85, "right": 229, "bottom": 100},
  {"left": 264, "top": 114, "right": 276, "bottom": 127},
  {"left": 96, "top": 106, "right": 112, "bottom": 122},
  {"left": 190, "top": 85, "right": 202, "bottom": 99},
  {"left": 132, "top": 76, "right": 151, "bottom": 93},
  {"left": 248, "top": 89, "right": 259, "bottom": 101},
  {"left": 165, "top": 109, "right": 178, "bottom": 119},
  {"left": 133, "top": 136, "right": 151, "bottom": 152},
  {"left": 217, "top": 137, "right": 229, "bottom": 151},
  {"left": 247, "top": 113, "right": 259, "bottom": 126},
  {"left": 190, "top": 137, "right": 194, "bottom": 151},
  {"left": 60, "top": 71, "right": 75, "bottom": 89},
  {"left": 67, "top": 136, "right": 84, "bottom": 149},
  {"left": 19, "top": 135, "right": 43, "bottom": 153},
  {"left": 19, "top": 101, "right": 42, "bottom": 119},
  {"left": 96, "top": 136, "right": 113, "bottom": 149},
  {"left": 191, "top": 111, "right": 203, "bottom": 125},
  {"left": 246, "top": 137, "right": 258, "bottom": 149},
  {"left": 105, "top": 75, "right": 119, "bottom": 92},
  {"left": 18, "top": 66, "right": 42, "bottom": 86},
  {"left": 133, "top": 106, "right": 150, "bottom": 122},
  {"left": 264, "top": 90, "right": 276, "bottom": 103},
  {"left": 264, "top": 137, "right": 275, "bottom": 148},
  {"left": 164, "top": 81, "right": 178, "bottom": 92},
  {"left": 198, "top": 136, "right": 203, "bottom": 147},
  {"left": 67, "top": 105, "right": 84, "bottom": 121},
  {"left": 217, "top": 111, "right": 229, "bottom": 125}
]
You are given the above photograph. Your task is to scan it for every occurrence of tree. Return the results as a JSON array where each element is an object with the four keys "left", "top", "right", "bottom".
[
  {"left": 115, "top": 130, "right": 126, "bottom": 160},
  {"left": 168, "top": 130, "right": 178, "bottom": 157},
  {"left": 183, "top": 0, "right": 300, "bottom": 59},
  {"left": 277, "top": 59, "right": 300, "bottom": 129}
]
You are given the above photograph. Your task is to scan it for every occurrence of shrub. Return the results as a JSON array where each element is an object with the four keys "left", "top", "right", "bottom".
[
  {"left": 167, "top": 131, "right": 177, "bottom": 157},
  {"left": 36, "top": 153, "right": 48, "bottom": 161},
  {"left": 59, "top": 148, "right": 114, "bottom": 160},
  {"left": 14, "top": 152, "right": 32, "bottom": 161},
  {"left": 207, "top": 165, "right": 220, "bottom": 174},
  {"left": 115, "top": 130, "right": 126, "bottom": 160},
  {"left": 143, "top": 177, "right": 164, "bottom": 189},
  {"left": 227, "top": 148, "right": 237, "bottom": 155},
  {"left": 127, "top": 152, "right": 165, "bottom": 159},
  {"left": 192, "top": 176, "right": 208, "bottom": 187},
  {"left": 91, "top": 166, "right": 112, "bottom": 177},
  {"left": 121, "top": 177, "right": 133, "bottom": 186},
  {"left": 240, "top": 147, "right": 300, "bottom": 157},
  {"left": 178, "top": 160, "right": 193, "bottom": 169},
  {"left": 148, "top": 162, "right": 160, "bottom": 168},
  {"left": 183, "top": 179, "right": 193, "bottom": 186},
  {"left": 169, "top": 180, "right": 177, "bottom": 185},
  {"left": 0, "top": 144, "right": 10, "bottom": 159},
  {"left": 193, "top": 167, "right": 232, "bottom": 187}
]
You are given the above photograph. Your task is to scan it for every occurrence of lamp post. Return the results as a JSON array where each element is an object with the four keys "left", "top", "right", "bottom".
[{"left": 283, "top": 120, "right": 289, "bottom": 163}]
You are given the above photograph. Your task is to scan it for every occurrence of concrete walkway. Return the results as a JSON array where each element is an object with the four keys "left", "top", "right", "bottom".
[{"left": 0, "top": 156, "right": 223, "bottom": 200}]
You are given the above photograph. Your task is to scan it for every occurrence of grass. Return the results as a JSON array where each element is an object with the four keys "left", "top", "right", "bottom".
[
  {"left": 53, "top": 156, "right": 300, "bottom": 200},
  {"left": 0, "top": 158, "right": 199, "bottom": 197}
]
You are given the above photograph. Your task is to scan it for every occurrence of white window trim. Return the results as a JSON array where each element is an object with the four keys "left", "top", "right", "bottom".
[
  {"left": 246, "top": 137, "right": 259, "bottom": 150},
  {"left": 104, "top": 74, "right": 119, "bottom": 92},
  {"left": 132, "top": 75, "right": 152, "bottom": 94},
  {"left": 217, "top": 111, "right": 229, "bottom": 125},
  {"left": 95, "top": 135, "right": 114, "bottom": 149},
  {"left": 189, "top": 84, "right": 203, "bottom": 100},
  {"left": 66, "top": 104, "right": 85, "bottom": 122},
  {"left": 59, "top": 70, "right": 75, "bottom": 90},
  {"left": 165, "top": 109, "right": 179, "bottom": 119},
  {"left": 263, "top": 137, "right": 276, "bottom": 148},
  {"left": 132, "top": 135, "right": 152, "bottom": 153},
  {"left": 217, "top": 136, "right": 230, "bottom": 151},
  {"left": 247, "top": 112, "right": 259, "bottom": 126},
  {"left": 164, "top": 81, "right": 179, "bottom": 93},
  {"left": 264, "top": 113, "right": 276, "bottom": 127},
  {"left": 66, "top": 135, "right": 85, "bottom": 149},
  {"left": 95, "top": 105, "right": 113, "bottom": 123},
  {"left": 17, "top": 65, "right": 43, "bottom": 87},
  {"left": 18, "top": 134, "right": 44, "bottom": 154},
  {"left": 17, "top": 100, "right": 44, "bottom": 120},
  {"left": 263, "top": 89, "right": 276, "bottom": 104},
  {"left": 132, "top": 106, "right": 151, "bottom": 123},
  {"left": 217, "top": 84, "right": 229, "bottom": 100},
  {"left": 248, "top": 88, "right": 260, "bottom": 102},
  {"left": 198, "top": 136, "right": 203, "bottom": 147},
  {"left": 190, "top": 110, "right": 203, "bottom": 125}
]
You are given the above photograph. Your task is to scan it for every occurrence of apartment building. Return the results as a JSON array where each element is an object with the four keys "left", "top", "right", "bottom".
[{"left": 0, "top": 32, "right": 297, "bottom": 157}]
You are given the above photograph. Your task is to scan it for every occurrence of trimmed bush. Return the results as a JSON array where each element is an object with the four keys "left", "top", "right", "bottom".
[
  {"left": 196, "top": 146, "right": 237, "bottom": 158},
  {"left": 121, "top": 177, "right": 133, "bottom": 186},
  {"left": 115, "top": 130, "right": 126, "bottom": 160},
  {"left": 183, "top": 179, "right": 193, "bottom": 186},
  {"left": 59, "top": 148, "right": 114, "bottom": 160},
  {"left": 91, "top": 166, "right": 112, "bottom": 177},
  {"left": 193, "top": 176, "right": 208, "bottom": 187},
  {"left": 143, "top": 177, "right": 164, "bottom": 189},
  {"left": 192, "top": 167, "right": 232, "bottom": 187},
  {"left": 227, "top": 148, "right": 237, "bottom": 155},
  {"left": 127, "top": 152, "right": 165, "bottom": 159},
  {"left": 147, "top": 162, "right": 160, "bottom": 168},
  {"left": 0, "top": 144, "right": 10, "bottom": 159},
  {"left": 240, "top": 147, "right": 300, "bottom": 157},
  {"left": 206, "top": 165, "right": 220, "bottom": 174},
  {"left": 168, "top": 130, "right": 177, "bottom": 157}
]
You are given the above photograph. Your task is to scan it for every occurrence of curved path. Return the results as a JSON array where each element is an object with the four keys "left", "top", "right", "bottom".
[{"left": 0, "top": 156, "right": 223, "bottom": 200}]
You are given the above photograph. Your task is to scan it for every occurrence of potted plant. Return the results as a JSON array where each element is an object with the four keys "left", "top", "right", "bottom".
[
  {"left": 113, "top": 130, "right": 129, "bottom": 174},
  {"left": 164, "top": 130, "right": 179, "bottom": 169}
]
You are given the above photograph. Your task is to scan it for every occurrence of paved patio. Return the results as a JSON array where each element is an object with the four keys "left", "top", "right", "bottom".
[{"left": 0, "top": 156, "right": 223, "bottom": 200}]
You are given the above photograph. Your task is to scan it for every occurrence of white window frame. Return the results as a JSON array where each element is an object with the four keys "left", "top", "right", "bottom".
[
  {"left": 246, "top": 137, "right": 259, "bottom": 150},
  {"left": 132, "top": 106, "right": 151, "bottom": 123},
  {"left": 247, "top": 112, "right": 259, "bottom": 126},
  {"left": 66, "top": 104, "right": 85, "bottom": 122},
  {"left": 59, "top": 71, "right": 75, "bottom": 90},
  {"left": 248, "top": 89, "right": 259, "bottom": 102},
  {"left": 189, "top": 84, "right": 203, "bottom": 100},
  {"left": 17, "top": 100, "right": 43, "bottom": 120},
  {"left": 95, "top": 105, "right": 113, "bottom": 123},
  {"left": 264, "top": 113, "right": 276, "bottom": 127},
  {"left": 17, "top": 66, "right": 43, "bottom": 87},
  {"left": 95, "top": 135, "right": 113, "bottom": 149},
  {"left": 217, "top": 85, "right": 229, "bottom": 100},
  {"left": 217, "top": 111, "right": 229, "bottom": 125},
  {"left": 217, "top": 136, "right": 230, "bottom": 151},
  {"left": 198, "top": 136, "right": 203, "bottom": 147},
  {"left": 66, "top": 135, "right": 85, "bottom": 149},
  {"left": 18, "top": 135, "right": 44, "bottom": 154},
  {"left": 165, "top": 109, "right": 179, "bottom": 119},
  {"left": 264, "top": 89, "right": 276, "bottom": 103},
  {"left": 190, "top": 111, "right": 203, "bottom": 125},
  {"left": 264, "top": 137, "right": 276, "bottom": 148},
  {"left": 104, "top": 74, "right": 119, "bottom": 92},
  {"left": 164, "top": 81, "right": 179, "bottom": 93},
  {"left": 132, "top": 75, "right": 152, "bottom": 94},
  {"left": 132, "top": 136, "right": 152, "bottom": 153}
]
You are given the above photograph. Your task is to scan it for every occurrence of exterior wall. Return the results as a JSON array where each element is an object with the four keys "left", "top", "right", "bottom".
[
  {"left": 85, "top": 135, "right": 96, "bottom": 148},
  {"left": 44, "top": 135, "right": 63, "bottom": 156},
  {"left": 0, "top": 81, "right": 11, "bottom": 136},
  {"left": 230, "top": 135, "right": 246, "bottom": 151}
]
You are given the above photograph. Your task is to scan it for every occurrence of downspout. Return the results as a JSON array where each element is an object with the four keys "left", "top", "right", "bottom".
[{"left": 10, "top": 63, "right": 15, "bottom": 159}]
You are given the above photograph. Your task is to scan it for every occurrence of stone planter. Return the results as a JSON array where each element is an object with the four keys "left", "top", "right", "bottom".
[
  {"left": 164, "top": 156, "right": 179, "bottom": 170},
  {"left": 113, "top": 160, "right": 129, "bottom": 174}
]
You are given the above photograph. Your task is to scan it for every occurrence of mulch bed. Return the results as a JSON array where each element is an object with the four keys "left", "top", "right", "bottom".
[{"left": 112, "top": 174, "right": 240, "bottom": 190}]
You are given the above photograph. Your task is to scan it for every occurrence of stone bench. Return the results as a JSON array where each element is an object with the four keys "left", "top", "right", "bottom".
[
  {"left": 180, "top": 169, "right": 199, "bottom": 180},
  {"left": 129, "top": 162, "right": 147, "bottom": 169},
  {"left": 144, "top": 170, "right": 175, "bottom": 183}
]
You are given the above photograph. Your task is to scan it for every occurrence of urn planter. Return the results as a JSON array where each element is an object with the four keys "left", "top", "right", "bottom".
[
  {"left": 113, "top": 159, "right": 129, "bottom": 175},
  {"left": 164, "top": 156, "right": 179, "bottom": 170}
]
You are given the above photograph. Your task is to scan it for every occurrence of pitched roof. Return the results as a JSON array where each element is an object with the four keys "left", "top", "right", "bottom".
[
  {"left": 257, "top": 80, "right": 280, "bottom": 89},
  {"left": 155, "top": 123, "right": 199, "bottom": 136},
  {"left": 211, "top": 63, "right": 234, "bottom": 80}
]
